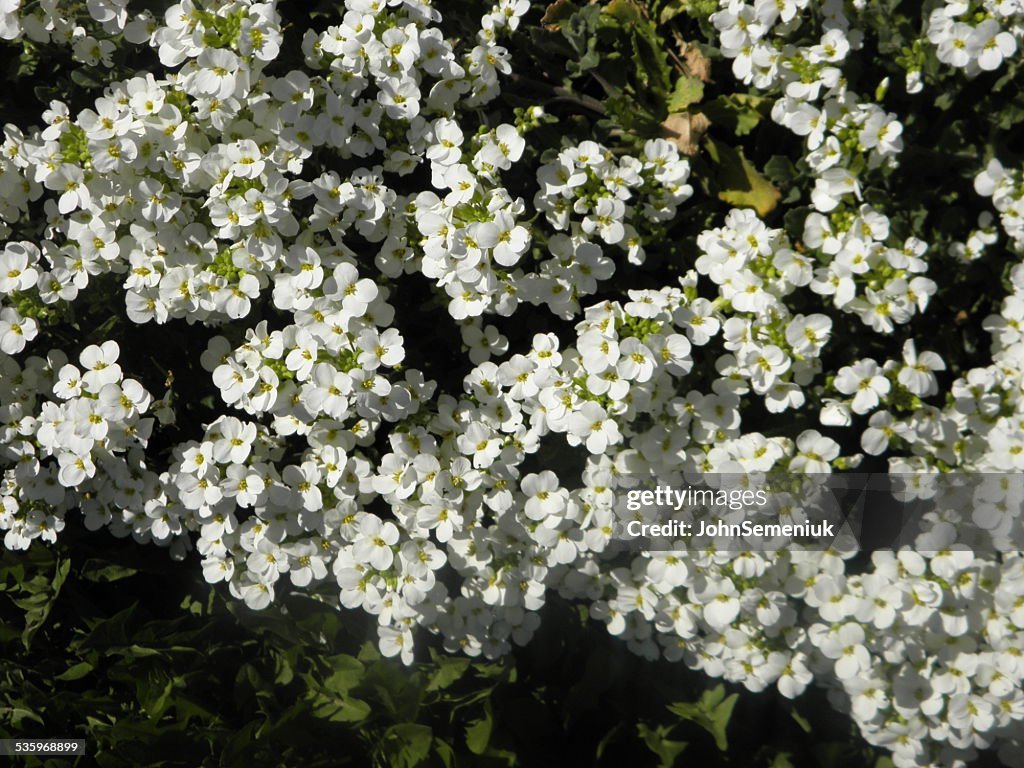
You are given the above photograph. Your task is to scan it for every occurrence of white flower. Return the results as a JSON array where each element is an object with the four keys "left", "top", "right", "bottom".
[
  {"left": 235, "top": 573, "right": 275, "bottom": 611},
  {"left": 778, "top": 654, "right": 813, "bottom": 699},
  {"left": 353, "top": 516, "right": 400, "bottom": 570},
  {"left": 785, "top": 314, "right": 832, "bottom": 356},
  {"left": 790, "top": 430, "right": 839, "bottom": 473},
  {"left": 325, "top": 262, "right": 379, "bottom": 316},
  {"left": 698, "top": 577, "right": 741, "bottom": 630},
  {"left": 817, "top": 622, "right": 871, "bottom": 680},
  {"left": 491, "top": 211, "right": 530, "bottom": 266},
  {"left": 578, "top": 330, "right": 619, "bottom": 374},
  {"left": 897, "top": 340, "right": 945, "bottom": 397},
  {"left": 582, "top": 198, "right": 626, "bottom": 245},
  {"left": 567, "top": 401, "right": 620, "bottom": 454},
  {"left": 302, "top": 363, "right": 353, "bottom": 420},
  {"left": 522, "top": 471, "right": 568, "bottom": 522},
  {"left": 79, "top": 340, "right": 122, "bottom": 391},
  {"left": 379, "top": 625, "right": 414, "bottom": 664},
  {"left": 441, "top": 164, "right": 478, "bottom": 205},
  {"left": 0, "top": 308, "right": 37, "bottom": 354},
  {"left": 426, "top": 117, "right": 464, "bottom": 166},
  {"left": 190, "top": 48, "right": 246, "bottom": 99},
  {"left": 935, "top": 21, "right": 973, "bottom": 68},
  {"left": 968, "top": 19, "right": 1017, "bottom": 71},
  {"left": 0, "top": 242, "right": 40, "bottom": 293},
  {"left": 357, "top": 328, "right": 405, "bottom": 369},
  {"left": 211, "top": 418, "right": 257, "bottom": 464},
  {"left": 43, "top": 164, "right": 90, "bottom": 214},
  {"left": 835, "top": 359, "right": 890, "bottom": 414}
]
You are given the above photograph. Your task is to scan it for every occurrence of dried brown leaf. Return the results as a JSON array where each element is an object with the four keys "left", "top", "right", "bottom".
[
  {"left": 541, "top": 0, "right": 579, "bottom": 30},
  {"left": 662, "top": 112, "right": 710, "bottom": 156},
  {"left": 682, "top": 43, "right": 712, "bottom": 83}
]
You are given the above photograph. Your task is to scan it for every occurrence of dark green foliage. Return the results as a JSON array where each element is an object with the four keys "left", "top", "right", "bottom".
[{"left": 1, "top": 534, "right": 903, "bottom": 768}]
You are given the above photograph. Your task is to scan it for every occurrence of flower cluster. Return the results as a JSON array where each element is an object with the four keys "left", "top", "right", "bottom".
[
  {"left": 709, "top": 0, "right": 932, "bottom": 341},
  {"left": 713, "top": 0, "right": 904, "bottom": 189},
  {"left": 926, "top": 1, "right": 1022, "bottom": 75},
  {"left": 0, "top": 338, "right": 155, "bottom": 550},
  {"left": 974, "top": 159, "right": 1024, "bottom": 254},
  {"left": 2, "top": 0, "right": 1024, "bottom": 766},
  {"left": 0, "top": 0, "right": 147, "bottom": 66},
  {"left": 533, "top": 139, "right": 693, "bottom": 259}
]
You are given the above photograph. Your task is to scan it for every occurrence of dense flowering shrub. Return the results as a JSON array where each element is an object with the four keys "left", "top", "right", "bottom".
[{"left": 2, "top": 0, "right": 1024, "bottom": 765}]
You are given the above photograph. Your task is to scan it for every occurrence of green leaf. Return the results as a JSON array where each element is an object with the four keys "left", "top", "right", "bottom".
[
  {"left": 659, "top": 1, "right": 688, "bottom": 24},
  {"left": 19, "top": 556, "right": 71, "bottom": 650},
  {"left": 934, "top": 91, "right": 955, "bottom": 111},
  {"left": 790, "top": 707, "right": 813, "bottom": 734},
  {"left": 764, "top": 155, "right": 798, "bottom": 185},
  {"left": 70, "top": 68, "right": 102, "bottom": 88},
  {"left": 16, "top": 42, "right": 39, "bottom": 77},
  {"left": 770, "top": 753, "right": 797, "bottom": 768},
  {"left": 3, "top": 706, "right": 46, "bottom": 728},
  {"left": 813, "top": 741, "right": 860, "bottom": 766},
  {"left": 668, "top": 76, "right": 705, "bottom": 112},
  {"left": 357, "top": 640, "right": 381, "bottom": 662},
  {"left": 382, "top": 723, "right": 433, "bottom": 768},
  {"left": 337, "top": 697, "right": 371, "bottom": 722},
  {"left": 173, "top": 694, "right": 216, "bottom": 727},
  {"left": 561, "top": 3, "right": 601, "bottom": 57},
  {"left": 706, "top": 139, "right": 781, "bottom": 217},
  {"left": 425, "top": 655, "right": 470, "bottom": 693},
  {"left": 465, "top": 703, "right": 493, "bottom": 755},
  {"left": 666, "top": 684, "right": 737, "bottom": 752},
  {"left": 321, "top": 655, "right": 365, "bottom": 695},
  {"left": 573, "top": 48, "right": 600, "bottom": 74},
  {"left": 363, "top": 659, "right": 424, "bottom": 721},
  {"left": 81, "top": 560, "right": 138, "bottom": 583},
  {"left": 272, "top": 649, "right": 294, "bottom": 685},
  {"left": 308, "top": 688, "right": 371, "bottom": 723},
  {"left": 52, "top": 556, "right": 71, "bottom": 592},
  {"left": 434, "top": 737, "right": 457, "bottom": 768},
  {"left": 637, "top": 723, "right": 688, "bottom": 768},
  {"left": 627, "top": 18, "right": 673, "bottom": 99},
  {"left": 709, "top": 694, "right": 738, "bottom": 751},
  {"left": 603, "top": 0, "right": 643, "bottom": 24},
  {"left": 699, "top": 93, "right": 772, "bottom": 136},
  {"left": 306, "top": 654, "right": 371, "bottom": 722},
  {"left": 118, "top": 644, "right": 167, "bottom": 659},
  {"left": 56, "top": 661, "right": 95, "bottom": 682},
  {"left": 702, "top": 685, "right": 725, "bottom": 709},
  {"left": 783, "top": 205, "right": 811, "bottom": 240},
  {"left": 595, "top": 722, "right": 624, "bottom": 760},
  {"left": 144, "top": 677, "right": 178, "bottom": 721}
]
